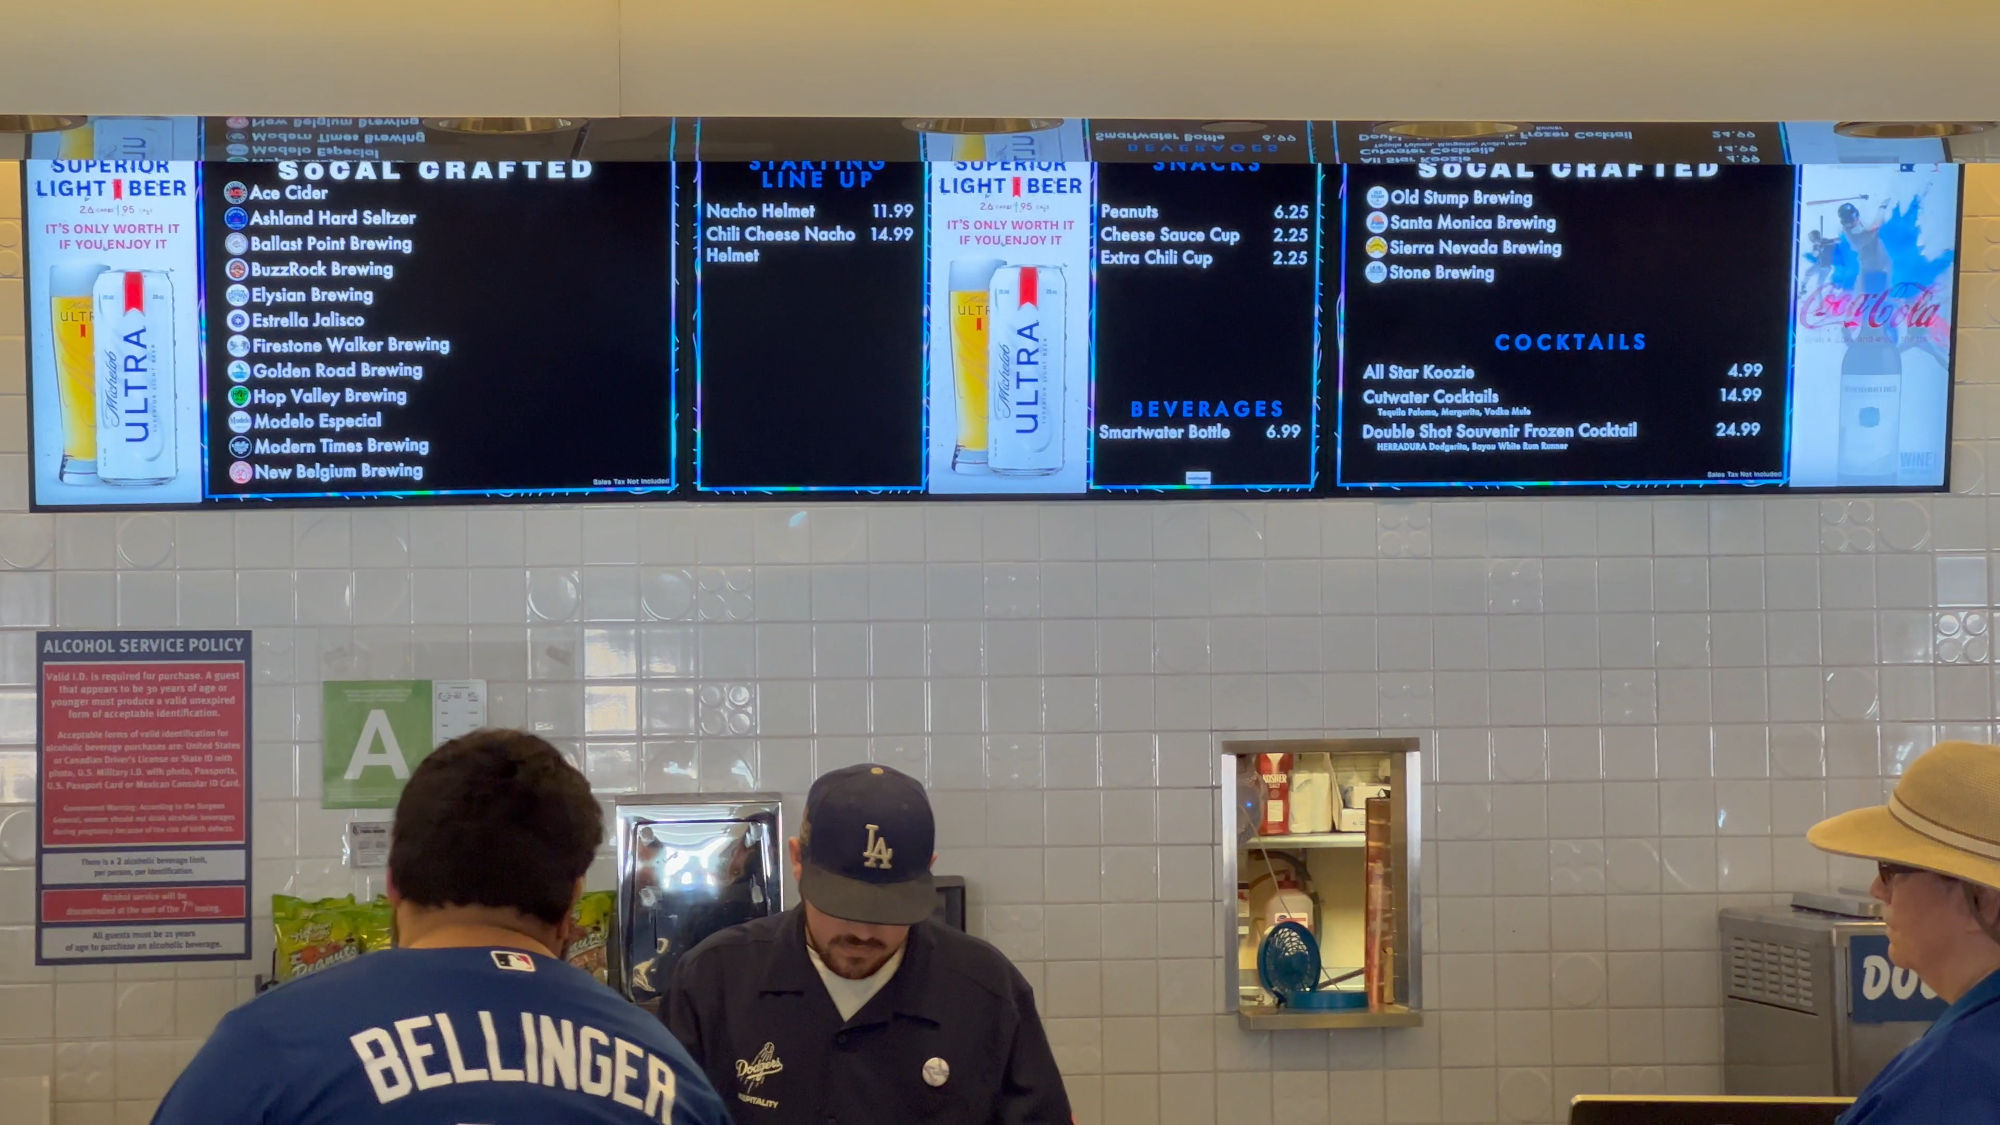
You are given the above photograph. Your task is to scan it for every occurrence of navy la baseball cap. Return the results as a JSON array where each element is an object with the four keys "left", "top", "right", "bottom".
[{"left": 799, "top": 764, "right": 936, "bottom": 925}]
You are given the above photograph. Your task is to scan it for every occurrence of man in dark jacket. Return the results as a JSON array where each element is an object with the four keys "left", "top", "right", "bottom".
[{"left": 663, "top": 764, "right": 1072, "bottom": 1124}]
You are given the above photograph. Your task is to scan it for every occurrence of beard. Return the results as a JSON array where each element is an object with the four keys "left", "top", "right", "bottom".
[{"left": 817, "top": 934, "right": 894, "bottom": 979}]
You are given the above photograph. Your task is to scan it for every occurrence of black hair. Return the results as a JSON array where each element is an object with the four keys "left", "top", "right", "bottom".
[{"left": 388, "top": 729, "right": 602, "bottom": 925}]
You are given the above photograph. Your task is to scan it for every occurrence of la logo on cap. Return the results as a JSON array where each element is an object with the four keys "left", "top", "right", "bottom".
[{"left": 862, "top": 824, "right": 894, "bottom": 870}]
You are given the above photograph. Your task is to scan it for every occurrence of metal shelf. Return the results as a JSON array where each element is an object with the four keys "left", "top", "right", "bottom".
[
  {"left": 1245, "top": 832, "right": 1367, "bottom": 849},
  {"left": 1238, "top": 1003, "right": 1424, "bottom": 1030}
]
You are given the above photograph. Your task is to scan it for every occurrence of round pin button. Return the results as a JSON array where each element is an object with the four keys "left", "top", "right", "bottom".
[{"left": 922, "top": 1057, "right": 950, "bottom": 1087}]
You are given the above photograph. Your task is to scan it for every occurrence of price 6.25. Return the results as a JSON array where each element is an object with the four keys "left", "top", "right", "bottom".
[
  {"left": 1715, "top": 421, "right": 1762, "bottom": 438},
  {"left": 1266, "top": 423, "right": 1303, "bottom": 439}
]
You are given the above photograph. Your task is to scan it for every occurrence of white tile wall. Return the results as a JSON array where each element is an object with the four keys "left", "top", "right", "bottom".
[{"left": 0, "top": 163, "right": 1995, "bottom": 1125}]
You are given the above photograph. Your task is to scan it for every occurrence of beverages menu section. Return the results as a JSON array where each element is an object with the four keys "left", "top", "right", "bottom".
[
  {"left": 1339, "top": 163, "right": 1796, "bottom": 488},
  {"left": 202, "top": 160, "right": 675, "bottom": 499},
  {"left": 20, "top": 146, "right": 1963, "bottom": 508},
  {"left": 1091, "top": 164, "right": 1320, "bottom": 489}
]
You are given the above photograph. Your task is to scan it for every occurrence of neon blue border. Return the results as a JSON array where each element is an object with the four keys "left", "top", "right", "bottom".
[
  {"left": 695, "top": 153, "right": 925, "bottom": 494},
  {"left": 223, "top": 156, "right": 680, "bottom": 502},
  {"left": 1780, "top": 166, "right": 1801, "bottom": 484},
  {"left": 1086, "top": 162, "right": 1318, "bottom": 493}
]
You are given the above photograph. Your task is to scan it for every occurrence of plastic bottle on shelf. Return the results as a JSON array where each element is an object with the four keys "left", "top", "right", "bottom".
[{"left": 1257, "top": 752, "right": 1293, "bottom": 836}]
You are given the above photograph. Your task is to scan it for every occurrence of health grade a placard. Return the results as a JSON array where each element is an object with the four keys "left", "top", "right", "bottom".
[{"left": 321, "top": 679, "right": 486, "bottom": 808}]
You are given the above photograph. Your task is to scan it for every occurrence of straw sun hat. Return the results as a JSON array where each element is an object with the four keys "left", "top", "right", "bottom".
[{"left": 1809, "top": 741, "right": 2000, "bottom": 890}]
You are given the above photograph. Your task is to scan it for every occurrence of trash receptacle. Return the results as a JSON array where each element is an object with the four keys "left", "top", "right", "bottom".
[{"left": 1721, "top": 893, "right": 1943, "bottom": 1097}]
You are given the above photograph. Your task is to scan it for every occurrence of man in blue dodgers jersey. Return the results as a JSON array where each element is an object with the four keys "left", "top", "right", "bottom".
[{"left": 150, "top": 729, "right": 729, "bottom": 1125}]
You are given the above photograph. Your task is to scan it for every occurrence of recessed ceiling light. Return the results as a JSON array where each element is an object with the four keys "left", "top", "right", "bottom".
[
  {"left": 902, "top": 118, "right": 1063, "bottom": 135},
  {"left": 421, "top": 117, "right": 579, "bottom": 135},
  {"left": 1375, "top": 121, "right": 1526, "bottom": 140},
  {"left": 1835, "top": 121, "right": 1995, "bottom": 140},
  {"left": 0, "top": 115, "right": 88, "bottom": 135}
]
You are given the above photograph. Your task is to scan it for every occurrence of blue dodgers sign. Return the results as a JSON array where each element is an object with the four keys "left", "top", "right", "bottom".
[{"left": 1850, "top": 933, "right": 1949, "bottom": 1024}]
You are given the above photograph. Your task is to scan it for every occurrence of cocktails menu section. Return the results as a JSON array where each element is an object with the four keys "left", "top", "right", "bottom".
[
  {"left": 204, "top": 160, "right": 676, "bottom": 499},
  {"left": 1092, "top": 163, "right": 1321, "bottom": 489},
  {"left": 692, "top": 161, "right": 927, "bottom": 491},
  {"left": 1332, "top": 123, "right": 1785, "bottom": 165},
  {"left": 1338, "top": 163, "right": 1795, "bottom": 489}
]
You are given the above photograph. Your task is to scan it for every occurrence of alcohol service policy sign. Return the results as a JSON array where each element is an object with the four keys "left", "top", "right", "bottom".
[{"left": 36, "top": 630, "right": 252, "bottom": 964}]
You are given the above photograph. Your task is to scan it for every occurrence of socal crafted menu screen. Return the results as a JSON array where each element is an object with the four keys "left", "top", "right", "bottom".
[{"left": 20, "top": 154, "right": 1962, "bottom": 509}]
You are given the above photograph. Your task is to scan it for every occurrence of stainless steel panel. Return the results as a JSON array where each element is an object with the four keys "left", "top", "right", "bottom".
[{"left": 613, "top": 795, "right": 785, "bottom": 1007}]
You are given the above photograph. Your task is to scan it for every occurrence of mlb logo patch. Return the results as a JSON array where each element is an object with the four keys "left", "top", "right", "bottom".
[{"left": 491, "top": 951, "right": 537, "bottom": 973}]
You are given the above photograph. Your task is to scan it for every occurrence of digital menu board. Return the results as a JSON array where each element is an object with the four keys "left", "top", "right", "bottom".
[
  {"left": 1336, "top": 161, "right": 1959, "bottom": 491},
  {"left": 18, "top": 117, "right": 1966, "bottom": 508}
]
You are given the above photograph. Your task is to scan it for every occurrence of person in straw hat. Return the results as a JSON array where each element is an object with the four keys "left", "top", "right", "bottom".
[{"left": 1807, "top": 740, "right": 2000, "bottom": 1124}]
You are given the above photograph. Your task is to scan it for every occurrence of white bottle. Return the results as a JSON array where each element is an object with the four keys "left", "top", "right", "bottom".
[{"left": 1288, "top": 753, "right": 1336, "bottom": 834}]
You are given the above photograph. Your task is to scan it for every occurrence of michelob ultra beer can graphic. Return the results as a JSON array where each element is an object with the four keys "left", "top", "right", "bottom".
[
  {"left": 987, "top": 265, "right": 1065, "bottom": 476},
  {"left": 92, "top": 270, "right": 177, "bottom": 486}
]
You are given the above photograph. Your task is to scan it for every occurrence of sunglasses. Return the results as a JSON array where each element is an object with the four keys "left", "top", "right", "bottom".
[{"left": 1878, "top": 861, "right": 1928, "bottom": 883}]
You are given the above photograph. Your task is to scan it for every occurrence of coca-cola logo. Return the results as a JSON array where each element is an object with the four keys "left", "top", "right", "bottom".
[{"left": 1799, "top": 281, "right": 1947, "bottom": 333}]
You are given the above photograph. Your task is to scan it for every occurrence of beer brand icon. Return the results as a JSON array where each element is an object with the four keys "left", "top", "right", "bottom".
[
  {"left": 227, "top": 361, "right": 251, "bottom": 383},
  {"left": 223, "top": 207, "right": 249, "bottom": 230},
  {"left": 227, "top": 410, "right": 253, "bottom": 434},
  {"left": 228, "top": 435, "right": 251, "bottom": 458},
  {"left": 1366, "top": 211, "right": 1389, "bottom": 234},
  {"left": 224, "top": 232, "right": 249, "bottom": 255},
  {"left": 228, "top": 386, "right": 251, "bottom": 408},
  {"left": 735, "top": 1043, "right": 784, "bottom": 1090},
  {"left": 226, "top": 284, "right": 250, "bottom": 308},
  {"left": 226, "top": 335, "right": 250, "bottom": 357},
  {"left": 1364, "top": 261, "right": 1388, "bottom": 284},
  {"left": 228, "top": 461, "right": 253, "bottom": 484},
  {"left": 1365, "top": 236, "right": 1389, "bottom": 259},
  {"left": 223, "top": 181, "right": 249, "bottom": 205},
  {"left": 1366, "top": 185, "right": 1389, "bottom": 208},
  {"left": 225, "top": 309, "right": 250, "bottom": 333},
  {"left": 226, "top": 259, "right": 249, "bottom": 281},
  {"left": 226, "top": 116, "right": 249, "bottom": 130},
  {"left": 861, "top": 824, "right": 894, "bottom": 870}
]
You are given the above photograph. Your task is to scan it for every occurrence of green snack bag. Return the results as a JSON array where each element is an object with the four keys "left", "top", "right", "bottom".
[
  {"left": 564, "top": 890, "right": 614, "bottom": 985},
  {"left": 272, "top": 894, "right": 366, "bottom": 984},
  {"left": 353, "top": 896, "right": 395, "bottom": 953}
]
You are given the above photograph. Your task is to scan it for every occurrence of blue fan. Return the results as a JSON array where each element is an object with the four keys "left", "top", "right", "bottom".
[{"left": 1257, "top": 921, "right": 1367, "bottom": 1011}]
